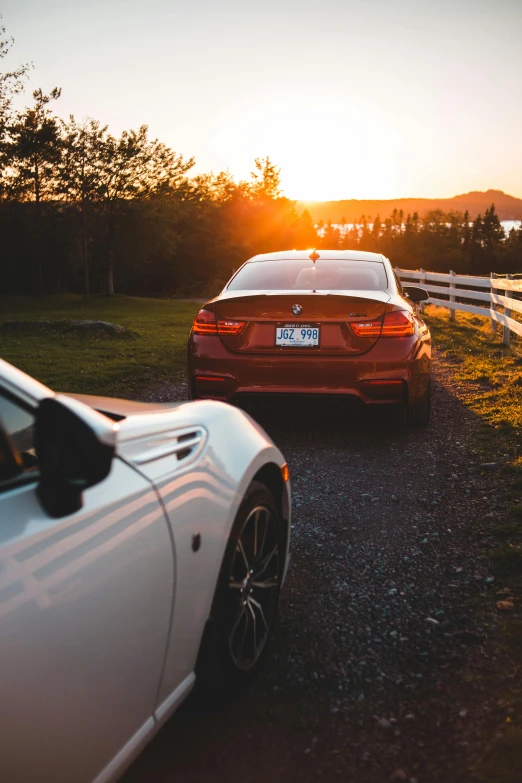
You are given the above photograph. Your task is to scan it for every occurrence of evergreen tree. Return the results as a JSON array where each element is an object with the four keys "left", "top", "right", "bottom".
[
  {"left": 359, "top": 214, "right": 371, "bottom": 247},
  {"left": 249, "top": 156, "right": 282, "bottom": 200},
  {"left": 482, "top": 204, "right": 504, "bottom": 246},
  {"left": 8, "top": 88, "right": 62, "bottom": 292},
  {"left": 319, "top": 220, "right": 341, "bottom": 248},
  {"left": 462, "top": 210, "right": 471, "bottom": 254},
  {"left": 501, "top": 224, "right": 522, "bottom": 273},
  {"left": 0, "top": 18, "right": 31, "bottom": 160},
  {"left": 57, "top": 117, "right": 108, "bottom": 296},
  {"left": 96, "top": 125, "right": 194, "bottom": 295},
  {"left": 369, "top": 214, "right": 382, "bottom": 250}
]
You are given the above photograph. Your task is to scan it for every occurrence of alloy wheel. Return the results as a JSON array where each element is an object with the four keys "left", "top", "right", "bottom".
[{"left": 227, "top": 505, "right": 280, "bottom": 670}]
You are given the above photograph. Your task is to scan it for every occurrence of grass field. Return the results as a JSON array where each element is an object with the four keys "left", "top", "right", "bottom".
[
  {"left": 425, "top": 305, "right": 522, "bottom": 582},
  {"left": 425, "top": 304, "right": 522, "bottom": 437},
  {"left": 0, "top": 294, "right": 201, "bottom": 398}
]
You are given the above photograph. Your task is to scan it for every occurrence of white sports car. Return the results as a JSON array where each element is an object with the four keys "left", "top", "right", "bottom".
[{"left": 0, "top": 358, "right": 290, "bottom": 783}]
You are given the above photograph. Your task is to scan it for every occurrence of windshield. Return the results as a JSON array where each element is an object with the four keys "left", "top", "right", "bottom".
[{"left": 227, "top": 259, "right": 388, "bottom": 291}]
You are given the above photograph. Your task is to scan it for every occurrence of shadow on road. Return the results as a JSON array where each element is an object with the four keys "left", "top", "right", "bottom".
[{"left": 238, "top": 392, "right": 416, "bottom": 445}]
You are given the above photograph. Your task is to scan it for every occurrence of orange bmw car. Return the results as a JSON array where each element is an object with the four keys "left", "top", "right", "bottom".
[{"left": 187, "top": 249, "right": 431, "bottom": 426}]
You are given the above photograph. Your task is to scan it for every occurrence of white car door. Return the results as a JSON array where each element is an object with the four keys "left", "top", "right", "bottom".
[{"left": 0, "top": 388, "right": 174, "bottom": 783}]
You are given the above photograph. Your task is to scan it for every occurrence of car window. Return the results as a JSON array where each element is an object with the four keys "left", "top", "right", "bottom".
[
  {"left": 227, "top": 259, "right": 388, "bottom": 291},
  {"left": 393, "top": 269, "right": 404, "bottom": 294},
  {"left": 0, "top": 391, "right": 39, "bottom": 477}
]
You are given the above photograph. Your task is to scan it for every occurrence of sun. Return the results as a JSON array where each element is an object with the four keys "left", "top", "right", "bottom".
[{"left": 214, "top": 102, "right": 404, "bottom": 201}]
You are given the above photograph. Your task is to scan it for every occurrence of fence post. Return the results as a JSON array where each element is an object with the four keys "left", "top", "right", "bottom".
[
  {"left": 490, "top": 272, "right": 497, "bottom": 335},
  {"left": 419, "top": 268, "right": 426, "bottom": 313},
  {"left": 503, "top": 274, "right": 512, "bottom": 347},
  {"left": 449, "top": 269, "right": 456, "bottom": 322}
]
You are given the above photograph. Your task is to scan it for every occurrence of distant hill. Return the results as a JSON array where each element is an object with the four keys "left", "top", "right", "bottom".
[{"left": 296, "top": 190, "right": 522, "bottom": 224}]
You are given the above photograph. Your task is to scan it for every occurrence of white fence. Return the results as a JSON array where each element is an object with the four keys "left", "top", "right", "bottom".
[{"left": 396, "top": 267, "right": 522, "bottom": 346}]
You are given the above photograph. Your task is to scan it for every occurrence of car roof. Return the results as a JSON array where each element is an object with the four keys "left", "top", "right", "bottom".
[{"left": 246, "top": 249, "right": 387, "bottom": 263}]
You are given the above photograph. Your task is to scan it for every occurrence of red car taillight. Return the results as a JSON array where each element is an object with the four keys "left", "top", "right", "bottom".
[
  {"left": 350, "top": 310, "right": 414, "bottom": 338},
  {"left": 217, "top": 320, "right": 246, "bottom": 335},
  {"left": 381, "top": 310, "right": 415, "bottom": 337},
  {"left": 350, "top": 319, "right": 381, "bottom": 338},
  {"left": 192, "top": 309, "right": 246, "bottom": 336},
  {"left": 192, "top": 309, "right": 218, "bottom": 335}
]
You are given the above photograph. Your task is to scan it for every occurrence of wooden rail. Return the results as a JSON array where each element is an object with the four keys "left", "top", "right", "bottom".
[{"left": 396, "top": 268, "right": 522, "bottom": 345}]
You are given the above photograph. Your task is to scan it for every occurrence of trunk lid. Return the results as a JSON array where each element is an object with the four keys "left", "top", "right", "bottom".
[{"left": 213, "top": 290, "right": 390, "bottom": 355}]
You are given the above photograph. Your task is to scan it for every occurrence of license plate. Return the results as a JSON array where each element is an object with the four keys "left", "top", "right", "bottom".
[{"left": 275, "top": 324, "right": 320, "bottom": 347}]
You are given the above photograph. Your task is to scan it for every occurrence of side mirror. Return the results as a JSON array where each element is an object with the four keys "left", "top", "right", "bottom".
[
  {"left": 35, "top": 395, "right": 117, "bottom": 518},
  {"left": 403, "top": 285, "right": 429, "bottom": 303}
]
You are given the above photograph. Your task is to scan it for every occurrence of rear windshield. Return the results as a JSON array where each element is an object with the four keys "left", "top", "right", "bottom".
[{"left": 227, "top": 259, "right": 388, "bottom": 291}]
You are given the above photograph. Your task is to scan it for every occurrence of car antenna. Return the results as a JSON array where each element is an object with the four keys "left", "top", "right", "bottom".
[{"left": 309, "top": 249, "right": 319, "bottom": 293}]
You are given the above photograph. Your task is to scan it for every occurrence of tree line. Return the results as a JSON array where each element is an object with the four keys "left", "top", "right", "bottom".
[
  {"left": 1, "top": 21, "right": 520, "bottom": 299},
  {"left": 0, "top": 23, "right": 316, "bottom": 297},
  {"left": 318, "top": 206, "right": 522, "bottom": 277}
]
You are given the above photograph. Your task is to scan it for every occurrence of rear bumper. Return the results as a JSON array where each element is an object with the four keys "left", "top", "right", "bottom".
[{"left": 188, "top": 333, "right": 431, "bottom": 406}]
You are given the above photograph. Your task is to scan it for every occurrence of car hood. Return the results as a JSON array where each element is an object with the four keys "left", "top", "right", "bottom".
[{"left": 64, "top": 393, "right": 186, "bottom": 421}]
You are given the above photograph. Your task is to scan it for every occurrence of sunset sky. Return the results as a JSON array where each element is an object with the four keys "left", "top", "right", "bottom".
[{"left": 2, "top": 0, "right": 521, "bottom": 201}]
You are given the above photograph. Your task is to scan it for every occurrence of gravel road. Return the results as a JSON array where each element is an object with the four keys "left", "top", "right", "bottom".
[{"left": 124, "top": 350, "right": 509, "bottom": 783}]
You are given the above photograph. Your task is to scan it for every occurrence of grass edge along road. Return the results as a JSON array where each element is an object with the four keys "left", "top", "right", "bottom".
[{"left": 426, "top": 305, "right": 522, "bottom": 782}]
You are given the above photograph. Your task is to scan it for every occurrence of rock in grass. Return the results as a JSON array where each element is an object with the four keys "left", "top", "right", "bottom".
[
  {"left": 1, "top": 319, "right": 127, "bottom": 335},
  {"left": 68, "top": 319, "right": 127, "bottom": 334}
]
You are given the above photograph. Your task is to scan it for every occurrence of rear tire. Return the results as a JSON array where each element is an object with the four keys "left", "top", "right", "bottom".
[
  {"left": 187, "top": 376, "right": 198, "bottom": 400},
  {"left": 195, "top": 481, "right": 283, "bottom": 700},
  {"left": 405, "top": 380, "right": 431, "bottom": 427}
]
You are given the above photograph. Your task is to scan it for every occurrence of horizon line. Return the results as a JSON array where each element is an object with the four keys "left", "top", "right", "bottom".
[{"left": 292, "top": 188, "right": 522, "bottom": 204}]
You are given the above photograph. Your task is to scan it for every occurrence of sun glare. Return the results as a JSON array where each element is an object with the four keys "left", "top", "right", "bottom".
[{"left": 215, "top": 102, "right": 404, "bottom": 201}]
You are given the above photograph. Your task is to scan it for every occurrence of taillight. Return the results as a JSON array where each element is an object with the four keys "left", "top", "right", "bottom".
[
  {"left": 192, "top": 309, "right": 246, "bottom": 336},
  {"left": 381, "top": 310, "right": 414, "bottom": 337},
  {"left": 350, "top": 310, "right": 414, "bottom": 338},
  {"left": 350, "top": 319, "right": 382, "bottom": 338},
  {"left": 192, "top": 309, "right": 217, "bottom": 335},
  {"left": 217, "top": 320, "right": 246, "bottom": 335}
]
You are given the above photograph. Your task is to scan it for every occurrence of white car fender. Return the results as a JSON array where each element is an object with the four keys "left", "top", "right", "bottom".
[{"left": 116, "top": 401, "right": 290, "bottom": 706}]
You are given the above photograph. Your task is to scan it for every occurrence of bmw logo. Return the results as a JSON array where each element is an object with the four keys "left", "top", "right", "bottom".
[{"left": 292, "top": 304, "right": 303, "bottom": 316}]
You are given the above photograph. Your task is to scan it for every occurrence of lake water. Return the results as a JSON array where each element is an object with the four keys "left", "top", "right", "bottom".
[{"left": 317, "top": 220, "right": 521, "bottom": 237}]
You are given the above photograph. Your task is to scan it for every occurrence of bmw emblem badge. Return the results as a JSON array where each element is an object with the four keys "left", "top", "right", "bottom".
[{"left": 292, "top": 304, "right": 303, "bottom": 316}]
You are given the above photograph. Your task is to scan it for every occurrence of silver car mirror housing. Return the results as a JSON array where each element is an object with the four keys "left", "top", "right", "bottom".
[{"left": 35, "top": 395, "right": 118, "bottom": 518}]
